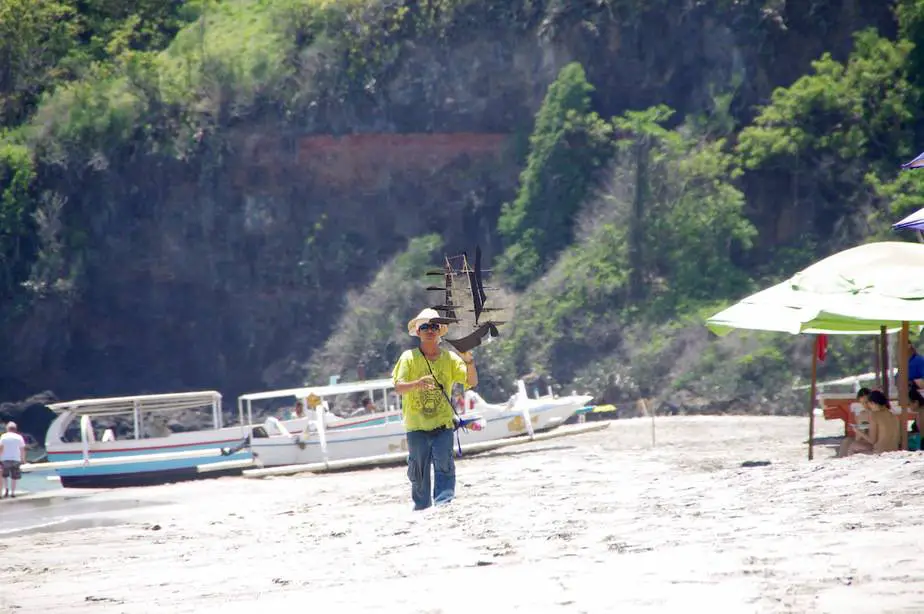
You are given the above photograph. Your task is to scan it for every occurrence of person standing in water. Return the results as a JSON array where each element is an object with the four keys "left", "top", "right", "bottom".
[
  {"left": 392, "top": 308, "right": 478, "bottom": 510},
  {"left": 0, "top": 422, "right": 27, "bottom": 498}
]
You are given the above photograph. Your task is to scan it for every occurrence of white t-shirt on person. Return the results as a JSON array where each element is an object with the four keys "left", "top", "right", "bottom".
[{"left": 0, "top": 432, "right": 26, "bottom": 462}]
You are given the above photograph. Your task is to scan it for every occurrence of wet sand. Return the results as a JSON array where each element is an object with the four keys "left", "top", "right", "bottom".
[{"left": 3, "top": 416, "right": 924, "bottom": 614}]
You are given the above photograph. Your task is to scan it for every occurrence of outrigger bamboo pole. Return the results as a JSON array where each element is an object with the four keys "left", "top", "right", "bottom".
[
  {"left": 243, "top": 422, "right": 611, "bottom": 479},
  {"left": 21, "top": 447, "right": 252, "bottom": 472},
  {"left": 874, "top": 334, "right": 881, "bottom": 388},
  {"left": 899, "top": 322, "right": 911, "bottom": 450},
  {"left": 808, "top": 335, "right": 818, "bottom": 461},
  {"left": 880, "top": 325, "right": 890, "bottom": 397}
]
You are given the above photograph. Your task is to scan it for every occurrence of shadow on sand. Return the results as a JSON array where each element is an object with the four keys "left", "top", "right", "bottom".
[{"left": 807, "top": 436, "right": 844, "bottom": 446}]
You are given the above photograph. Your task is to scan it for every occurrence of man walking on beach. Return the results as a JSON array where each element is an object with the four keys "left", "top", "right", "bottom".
[
  {"left": 0, "top": 422, "right": 27, "bottom": 498},
  {"left": 393, "top": 308, "right": 478, "bottom": 511}
]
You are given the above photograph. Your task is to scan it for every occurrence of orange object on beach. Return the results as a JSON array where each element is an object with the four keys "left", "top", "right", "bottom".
[{"left": 819, "top": 396, "right": 864, "bottom": 437}]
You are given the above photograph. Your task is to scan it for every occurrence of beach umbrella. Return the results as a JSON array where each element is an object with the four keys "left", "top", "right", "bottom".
[
  {"left": 892, "top": 152, "right": 924, "bottom": 231},
  {"left": 787, "top": 241, "right": 924, "bottom": 311},
  {"left": 892, "top": 207, "right": 924, "bottom": 232},
  {"left": 706, "top": 240, "right": 924, "bottom": 457},
  {"left": 901, "top": 150, "right": 924, "bottom": 170},
  {"left": 709, "top": 241, "right": 924, "bottom": 332},
  {"left": 705, "top": 281, "right": 923, "bottom": 337},
  {"left": 708, "top": 242, "right": 924, "bottom": 338},
  {"left": 786, "top": 241, "right": 924, "bottom": 451}
]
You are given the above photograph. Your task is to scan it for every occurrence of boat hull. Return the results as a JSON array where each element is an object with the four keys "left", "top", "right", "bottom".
[
  {"left": 250, "top": 397, "right": 589, "bottom": 468},
  {"left": 46, "top": 432, "right": 253, "bottom": 489},
  {"left": 465, "top": 398, "right": 587, "bottom": 438},
  {"left": 251, "top": 421, "right": 408, "bottom": 467},
  {"left": 57, "top": 463, "right": 247, "bottom": 489}
]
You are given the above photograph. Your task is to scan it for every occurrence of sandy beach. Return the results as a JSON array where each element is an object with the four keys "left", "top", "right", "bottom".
[{"left": 3, "top": 415, "right": 924, "bottom": 614}]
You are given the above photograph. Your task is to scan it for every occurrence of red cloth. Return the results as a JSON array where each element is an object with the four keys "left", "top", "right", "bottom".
[{"left": 816, "top": 334, "right": 828, "bottom": 362}]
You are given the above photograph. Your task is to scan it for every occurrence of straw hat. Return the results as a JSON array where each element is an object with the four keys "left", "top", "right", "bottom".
[{"left": 407, "top": 308, "right": 450, "bottom": 337}]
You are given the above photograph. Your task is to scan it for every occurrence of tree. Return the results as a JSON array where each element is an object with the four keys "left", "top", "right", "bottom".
[
  {"left": 495, "top": 62, "right": 614, "bottom": 290},
  {"left": 735, "top": 30, "right": 916, "bottom": 247},
  {"left": 607, "top": 105, "right": 756, "bottom": 313},
  {"left": 0, "top": 0, "right": 77, "bottom": 126}
]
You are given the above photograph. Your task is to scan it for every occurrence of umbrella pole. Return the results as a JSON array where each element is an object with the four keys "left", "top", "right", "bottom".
[
  {"left": 874, "top": 335, "right": 881, "bottom": 387},
  {"left": 880, "top": 326, "right": 889, "bottom": 397},
  {"left": 899, "top": 322, "right": 910, "bottom": 450},
  {"left": 808, "top": 335, "right": 818, "bottom": 461}
]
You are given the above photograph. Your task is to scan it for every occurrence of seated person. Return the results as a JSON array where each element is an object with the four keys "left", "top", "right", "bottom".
[
  {"left": 836, "top": 387, "right": 872, "bottom": 457},
  {"left": 854, "top": 387, "right": 872, "bottom": 423},
  {"left": 840, "top": 390, "right": 900, "bottom": 456},
  {"left": 907, "top": 340, "right": 924, "bottom": 392},
  {"left": 286, "top": 401, "right": 305, "bottom": 420},
  {"left": 142, "top": 415, "right": 172, "bottom": 438},
  {"left": 348, "top": 397, "right": 377, "bottom": 417}
]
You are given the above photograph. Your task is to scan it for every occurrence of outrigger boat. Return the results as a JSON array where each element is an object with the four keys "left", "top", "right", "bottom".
[
  {"left": 243, "top": 377, "right": 593, "bottom": 468},
  {"left": 24, "top": 391, "right": 254, "bottom": 488}
]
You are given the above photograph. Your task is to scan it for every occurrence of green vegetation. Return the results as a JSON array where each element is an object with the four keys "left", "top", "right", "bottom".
[
  {"left": 736, "top": 29, "right": 916, "bottom": 244},
  {"left": 0, "top": 0, "right": 920, "bottom": 412},
  {"left": 495, "top": 62, "right": 614, "bottom": 290},
  {"left": 482, "top": 6, "right": 924, "bottom": 408},
  {"left": 481, "top": 98, "right": 757, "bottom": 398}
]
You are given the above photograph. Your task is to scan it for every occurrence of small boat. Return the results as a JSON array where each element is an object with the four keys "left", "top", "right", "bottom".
[
  {"left": 30, "top": 391, "right": 254, "bottom": 488},
  {"left": 458, "top": 381, "right": 594, "bottom": 445},
  {"left": 241, "top": 378, "right": 407, "bottom": 468},
  {"left": 243, "top": 377, "right": 592, "bottom": 468}
]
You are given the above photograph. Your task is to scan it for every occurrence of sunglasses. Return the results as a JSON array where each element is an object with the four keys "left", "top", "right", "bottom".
[{"left": 418, "top": 323, "right": 441, "bottom": 333}]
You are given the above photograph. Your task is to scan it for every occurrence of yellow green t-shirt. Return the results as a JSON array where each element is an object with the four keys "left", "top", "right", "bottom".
[{"left": 392, "top": 348, "right": 468, "bottom": 432}]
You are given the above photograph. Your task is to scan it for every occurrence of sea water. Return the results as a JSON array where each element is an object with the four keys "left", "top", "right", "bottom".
[
  {"left": 0, "top": 471, "right": 171, "bottom": 538},
  {"left": 16, "top": 470, "right": 62, "bottom": 495},
  {"left": 6, "top": 445, "right": 64, "bottom": 496}
]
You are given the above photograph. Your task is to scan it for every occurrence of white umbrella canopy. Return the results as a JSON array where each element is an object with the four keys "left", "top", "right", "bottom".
[
  {"left": 707, "top": 241, "right": 924, "bottom": 335},
  {"left": 788, "top": 241, "right": 924, "bottom": 328},
  {"left": 706, "top": 282, "right": 922, "bottom": 336},
  {"left": 892, "top": 207, "right": 924, "bottom": 232},
  {"left": 789, "top": 241, "right": 924, "bottom": 299}
]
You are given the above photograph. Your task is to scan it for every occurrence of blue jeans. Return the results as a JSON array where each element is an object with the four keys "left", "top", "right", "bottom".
[{"left": 406, "top": 427, "right": 455, "bottom": 510}]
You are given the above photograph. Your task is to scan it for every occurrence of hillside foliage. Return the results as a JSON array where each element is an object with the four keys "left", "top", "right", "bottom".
[{"left": 0, "top": 0, "right": 921, "bottom": 417}]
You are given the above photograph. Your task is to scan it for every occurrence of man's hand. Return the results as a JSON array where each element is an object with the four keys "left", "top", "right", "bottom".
[
  {"left": 417, "top": 375, "right": 437, "bottom": 390},
  {"left": 459, "top": 351, "right": 478, "bottom": 388}
]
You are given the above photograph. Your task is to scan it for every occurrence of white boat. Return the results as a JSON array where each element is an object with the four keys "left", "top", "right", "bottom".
[
  {"left": 459, "top": 381, "right": 595, "bottom": 445},
  {"left": 243, "top": 378, "right": 593, "bottom": 468},
  {"left": 28, "top": 391, "right": 254, "bottom": 488}
]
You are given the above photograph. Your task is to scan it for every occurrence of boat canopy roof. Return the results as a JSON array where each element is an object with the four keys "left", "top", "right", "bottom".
[
  {"left": 47, "top": 390, "right": 222, "bottom": 417},
  {"left": 238, "top": 378, "right": 395, "bottom": 403}
]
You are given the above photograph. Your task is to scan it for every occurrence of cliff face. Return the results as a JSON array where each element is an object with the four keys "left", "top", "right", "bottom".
[
  {"left": 2, "top": 131, "right": 515, "bottom": 405},
  {"left": 0, "top": 0, "right": 899, "bottom": 425}
]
